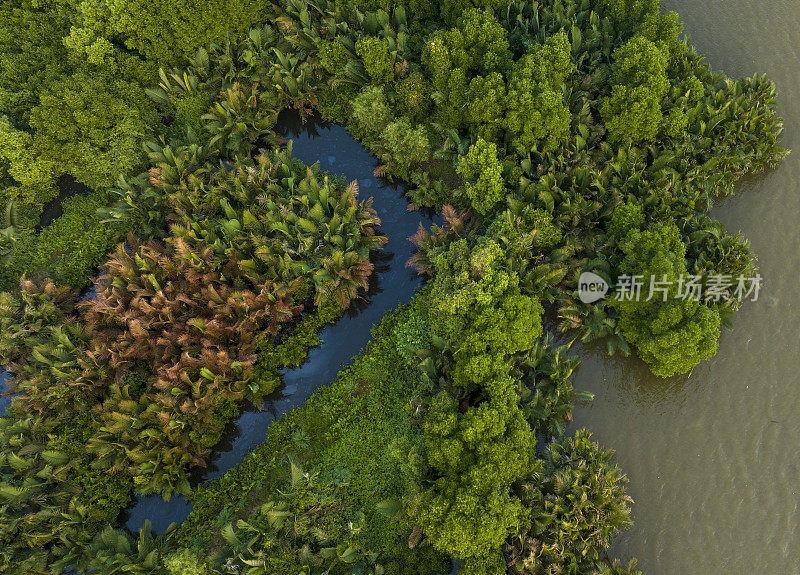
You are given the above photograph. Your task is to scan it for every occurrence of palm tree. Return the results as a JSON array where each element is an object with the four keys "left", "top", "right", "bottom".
[
  {"left": 408, "top": 205, "right": 478, "bottom": 275},
  {"left": 202, "top": 83, "right": 280, "bottom": 157},
  {"left": 0, "top": 200, "right": 26, "bottom": 267},
  {"left": 82, "top": 521, "right": 175, "bottom": 574}
]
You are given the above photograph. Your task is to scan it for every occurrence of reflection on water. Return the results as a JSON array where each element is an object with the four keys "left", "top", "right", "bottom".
[
  {"left": 571, "top": 340, "right": 704, "bottom": 411},
  {"left": 123, "top": 111, "right": 438, "bottom": 533}
]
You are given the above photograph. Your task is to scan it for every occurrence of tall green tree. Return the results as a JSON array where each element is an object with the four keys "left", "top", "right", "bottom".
[
  {"left": 0, "top": 0, "right": 72, "bottom": 127},
  {"left": 457, "top": 138, "right": 505, "bottom": 215},
  {"left": 415, "top": 392, "right": 535, "bottom": 574},
  {"left": 613, "top": 222, "right": 721, "bottom": 377},
  {"left": 423, "top": 8, "right": 511, "bottom": 128},
  {"left": 601, "top": 36, "right": 669, "bottom": 144},
  {"left": 356, "top": 36, "right": 395, "bottom": 84},
  {"left": 504, "top": 33, "right": 573, "bottom": 152},
  {"left": 29, "top": 73, "right": 157, "bottom": 189},
  {"left": 412, "top": 239, "right": 544, "bottom": 573}
]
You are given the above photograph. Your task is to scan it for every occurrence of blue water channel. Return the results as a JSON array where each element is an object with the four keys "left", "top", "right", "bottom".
[
  {"left": 122, "top": 112, "right": 439, "bottom": 533},
  {"left": 0, "top": 369, "right": 11, "bottom": 416}
]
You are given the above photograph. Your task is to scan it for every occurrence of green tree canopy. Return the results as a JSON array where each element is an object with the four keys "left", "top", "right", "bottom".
[
  {"left": 504, "top": 33, "right": 574, "bottom": 152},
  {"left": 413, "top": 238, "right": 544, "bottom": 571},
  {"left": 69, "top": 0, "right": 272, "bottom": 64},
  {"left": 381, "top": 117, "right": 431, "bottom": 169},
  {"left": 618, "top": 295, "right": 721, "bottom": 377},
  {"left": 456, "top": 138, "right": 505, "bottom": 215},
  {"left": 29, "top": 73, "right": 157, "bottom": 189},
  {"left": 423, "top": 8, "right": 511, "bottom": 128},
  {"left": 614, "top": 222, "right": 722, "bottom": 377},
  {"left": 416, "top": 391, "right": 535, "bottom": 569},
  {"left": 356, "top": 36, "right": 394, "bottom": 84},
  {"left": 0, "top": 0, "right": 72, "bottom": 127},
  {"left": 601, "top": 36, "right": 669, "bottom": 144}
]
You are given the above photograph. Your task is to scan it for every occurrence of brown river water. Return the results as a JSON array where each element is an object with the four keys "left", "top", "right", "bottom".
[{"left": 570, "top": 1, "right": 800, "bottom": 573}]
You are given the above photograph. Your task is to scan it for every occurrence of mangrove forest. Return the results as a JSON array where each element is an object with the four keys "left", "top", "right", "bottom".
[{"left": 0, "top": 0, "right": 785, "bottom": 574}]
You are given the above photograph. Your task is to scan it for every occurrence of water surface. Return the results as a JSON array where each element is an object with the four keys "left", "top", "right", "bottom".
[
  {"left": 0, "top": 369, "right": 11, "bottom": 416},
  {"left": 570, "top": 3, "right": 800, "bottom": 573},
  {"left": 36, "top": 175, "right": 92, "bottom": 231}
]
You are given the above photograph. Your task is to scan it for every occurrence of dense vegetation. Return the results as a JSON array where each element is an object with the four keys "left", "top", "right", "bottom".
[
  {"left": 0, "top": 149, "right": 385, "bottom": 571},
  {"left": 0, "top": 0, "right": 784, "bottom": 573}
]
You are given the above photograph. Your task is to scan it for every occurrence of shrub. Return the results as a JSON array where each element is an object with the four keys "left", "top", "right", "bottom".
[
  {"left": 356, "top": 36, "right": 394, "bottom": 84},
  {"left": 352, "top": 85, "right": 393, "bottom": 134},
  {"left": 381, "top": 118, "right": 431, "bottom": 169},
  {"left": 0, "top": 278, "right": 90, "bottom": 416},
  {"left": 507, "top": 430, "right": 633, "bottom": 574},
  {"left": 164, "top": 548, "right": 211, "bottom": 575},
  {"left": 394, "top": 309, "right": 431, "bottom": 366},
  {"left": 457, "top": 138, "right": 505, "bottom": 215},
  {"left": 34, "top": 193, "right": 116, "bottom": 286},
  {"left": 83, "top": 237, "right": 302, "bottom": 496}
]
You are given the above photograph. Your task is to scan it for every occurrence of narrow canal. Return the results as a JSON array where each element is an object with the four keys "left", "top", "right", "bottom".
[{"left": 122, "top": 112, "right": 439, "bottom": 533}]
